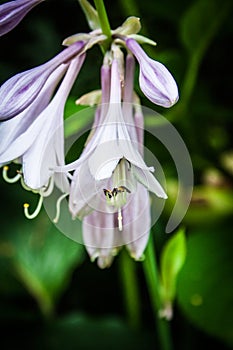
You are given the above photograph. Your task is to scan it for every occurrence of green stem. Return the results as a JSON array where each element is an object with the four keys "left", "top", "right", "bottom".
[
  {"left": 119, "top": 249, "right": 141, "bottom": 329},
  {"left": 143, "top": 234, "right": 173, "bottom": 350},
  {"left": 94, "top": 0, "right": 112, "bottom": 51}
]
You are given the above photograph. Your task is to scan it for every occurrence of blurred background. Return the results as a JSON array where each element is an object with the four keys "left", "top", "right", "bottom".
[{"left": 0, "top": 0, "right": 233, "bottom": 349}]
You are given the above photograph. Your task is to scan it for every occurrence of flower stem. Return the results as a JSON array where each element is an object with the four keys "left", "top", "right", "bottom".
[
  {"left": 118, "top": 249, "right": 141, "bottom": 329},
  {"left": 94, "top": 0, "right": 112, "bottom": 51},
  {"left": 143, "top": 234, "right": 173, "bottom": 350}
]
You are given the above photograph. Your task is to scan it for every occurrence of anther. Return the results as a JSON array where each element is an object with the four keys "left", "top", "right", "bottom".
[
  {"left": 2, "top": 166, "right": 21, "bottom": 183},
  {"left": 23, "top": 195, "right": 44, "bottom": 219}
]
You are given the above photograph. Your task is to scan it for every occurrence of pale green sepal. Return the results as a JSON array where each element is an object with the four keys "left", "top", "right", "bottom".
[
  {"left": 78, "top": 0, "right": 100, "bottom": 30},
  {"left": 63, "top": 33, "right": 93, "bottom": 46},
  {"left": 76, "top": 90, "right": 102, "bottom": 106},
  {"left": 113, "top": 16, "right": 141, "bottom": 35},
  {"left": 85, "top": 34, "right": 107, "bottom": 50},
  {"left": 128, "top": 34, "right": 157, "bottom": 46},
  {"left": 64, "top": 33, "right": 107, "bottom": 49},
  {"left": 160, "top": 227, "right": 187, "bottom": 303}
]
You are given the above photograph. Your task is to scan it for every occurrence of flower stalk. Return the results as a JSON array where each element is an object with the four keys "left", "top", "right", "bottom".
[
  {"left": 93, "top": 0, "right": 112, "bottom": 51},
  {"left": 143, "top": 234, "right": 173, "bottom": 350},
  {"left": 118, "top": 249, "right": 141, "bottom": 330}
]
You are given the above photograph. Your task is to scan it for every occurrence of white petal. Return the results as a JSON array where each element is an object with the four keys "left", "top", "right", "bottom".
[
  {"left": 22, "top": 106, "right": 62, "bottom": 189},
  {"left": 22, "top": 56, "right": 85, "bottom": 189},
  {"left": 88, "top": 141, "right": 122, "bottom": 180},
  {"left": 82, "top": 199, "right": 120, "bottom": 268},
  {"left": 69, "top": 162, "right": 96, "bottom": 218},
  {"left": 133, "top": 165, "right": 167, "bottom": 198},
  {"left": 122, "top": 184, "right": 151, "bottom": 259}
]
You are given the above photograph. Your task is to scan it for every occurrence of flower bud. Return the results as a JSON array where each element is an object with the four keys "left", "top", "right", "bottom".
[{"left": 126, "top": 38, "right": 179, "bottom": 108}]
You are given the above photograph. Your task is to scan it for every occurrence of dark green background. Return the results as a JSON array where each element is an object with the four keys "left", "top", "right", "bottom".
[{"left": 0, "top": 0, "right": 233, "bottom": 349}]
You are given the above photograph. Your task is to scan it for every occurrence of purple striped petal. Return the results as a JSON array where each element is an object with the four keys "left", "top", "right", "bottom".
[
  {"left": 0, "top": 0, "right": 44, "bottom": 37},
  {"left": 0, "top": 54, "right": 85, "bottom": 190},
  {"left": 133, "top": 165, "right": 167, "bottom": 199},
  {"left": 0, "top": 64, "right": 68, "bottom": 159},
  {"left": 126, "top": 38, "right": 179, "bottom": 108},
  {"left": 22, "top": 55, "right": 85, "bottom": 190},
  {"left": 0, "top": 40, "right": 85, "bottom": 121}
]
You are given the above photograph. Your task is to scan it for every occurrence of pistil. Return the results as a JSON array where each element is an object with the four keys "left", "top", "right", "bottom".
[
  {"left": 118, "top": 207, "right": 123, "bottom": 231},
  {"left": 53, "top": 192, "right": 69, "bottom": 223}
]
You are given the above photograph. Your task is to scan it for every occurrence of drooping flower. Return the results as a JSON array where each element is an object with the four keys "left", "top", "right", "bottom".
[
  {"left": 0, "top": 0, "right": 178, "bottom": 268},
  {"left": 56, "top": 55, "right": 167, "bottom": 267},
  {"left": 66, "top": 58, "right": 167, "bottom": 214},
  {"left": 125, "top": 38, "right": 179, "bottom": 107},
  {"left": 0, "top": 0, "right": 44, "bottom": 37},
  {"left": 1, "top": 54, "right": 86, "bottom": 219}
]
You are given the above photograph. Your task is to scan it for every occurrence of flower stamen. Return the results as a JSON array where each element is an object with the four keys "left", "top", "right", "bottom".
[
  {"left": 20, "top": 177, "right": 38, "bottom": 193},
  {"left": 53, "top": 192, "right": 69, "bottom": 223},
  {"left": 41, "top": 177, "right": 54, "bottom": 197},
  {"left": 23, "top": 195, "right": 44, "bottom": 219},
  {"left": 2, "top": 166, "right": 21, "bottom": 183}
]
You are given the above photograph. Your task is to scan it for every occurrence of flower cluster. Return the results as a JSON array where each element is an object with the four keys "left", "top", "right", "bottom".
[{"left": 0, "top": 0, "right": 179, "bottom": 268}]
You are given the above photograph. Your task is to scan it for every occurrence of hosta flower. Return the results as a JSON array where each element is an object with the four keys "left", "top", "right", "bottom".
[
  {"left": 58, "top": 57, "right": 167, "bottom": 267},
  {"left": 0, "top": 54, "right": 85, "bottom": 218},
  {"left": 67, "top": 58, "right": 166, "bottom": 215},
  {"left": 0, "top": 40, "right": 85, "bottom": 120},
  {"left": 0, "top": 0, "right": 178, "bottom": 269},
  {"left": 125, "top": 38, "right": 179, "bottom": 107},
  {"left": 0, "top": 0, "right": 44, "bottom": 37}
]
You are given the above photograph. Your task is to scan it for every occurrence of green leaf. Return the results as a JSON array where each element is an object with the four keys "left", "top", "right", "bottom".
[
  {"left": 11, "top": 216, "right": 84, "bottom": 317},
  {"left": 182, "top": 184, "right": 233, "bottom": 226},
  {"left": 64, "top": 97, "right": 87, "bottom": 119},
  {"left": 160, "top": 228, "right": 186, "bottom": 303},
  {"left": 179, "top": 0, "right": 232, "bottom": 109},
  {"left": 177, "top": 226, "right": 233, "bottom": 347}
]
